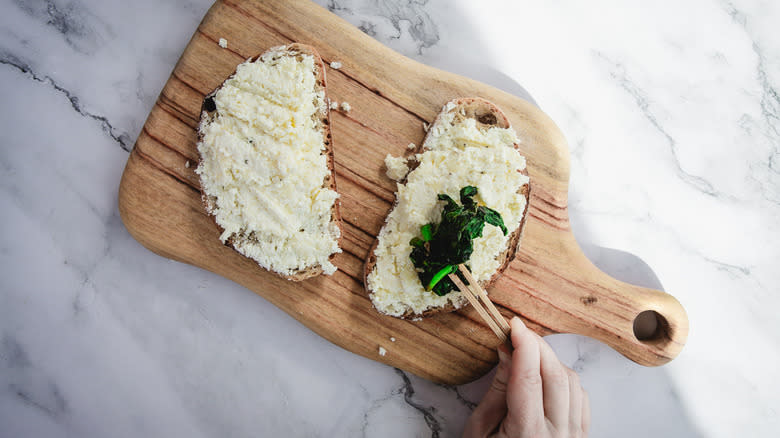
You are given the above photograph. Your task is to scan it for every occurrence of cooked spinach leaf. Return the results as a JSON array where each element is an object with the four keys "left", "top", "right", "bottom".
[{"left": 409, "top": 186, "right": 508, "bottom": 296}]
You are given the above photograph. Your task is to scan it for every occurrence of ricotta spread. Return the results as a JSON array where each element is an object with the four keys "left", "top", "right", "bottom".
[
  {"left": 384, "top": 154, "right": 410, "bottom": 182},
  {"left": 196, "top": 48, "right": 340, "bottom": 276},
  {"left": 367, "top": 105, "right": 529, "bottom": 316}
]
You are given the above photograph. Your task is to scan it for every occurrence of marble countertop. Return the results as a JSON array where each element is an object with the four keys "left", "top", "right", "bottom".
[{"left": 1, "top": 0, "right": 778, "bottom": 436}]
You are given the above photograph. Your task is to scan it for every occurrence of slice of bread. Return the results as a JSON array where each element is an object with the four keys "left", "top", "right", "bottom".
[
  {"left": 364, "top": 98, "right": 530, "bottom": 318},
  {"left": 196, "top": 43, "right": 342, "bottom": 281}
]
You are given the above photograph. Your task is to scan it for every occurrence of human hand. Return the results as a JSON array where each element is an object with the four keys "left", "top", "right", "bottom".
[{"left": 463, "top": 317, "right": 590, "bottom": 437}]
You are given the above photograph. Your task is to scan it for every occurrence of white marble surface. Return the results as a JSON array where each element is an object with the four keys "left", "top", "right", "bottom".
[{"left": 1, "top": 0, "right": 778, "bottom": 436}]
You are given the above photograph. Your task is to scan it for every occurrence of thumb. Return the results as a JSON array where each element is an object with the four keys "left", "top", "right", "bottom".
[{"left": 463, "top": 346, "right": 511, "bottom": 437}]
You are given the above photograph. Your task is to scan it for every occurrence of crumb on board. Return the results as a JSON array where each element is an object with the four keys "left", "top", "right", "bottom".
[
  {"left": 330, "top": 61, "right": 342, "bottom": 69},
  {"left": 407, "top": 143, "right": 415, "bottom": 150},
  {"left": 423, "top": 122, "right": 429, "bottom": 132},
  {"left": 390, "top": 337, "right": 396, "bottom": 342},
  {"left": 378, "top": 346, "right": 387, "bottom": 356},
  {"left": 218, "top": 38, "right": 228, "bottom": 48},
  {"left": 329, "top": 99, "right": 339, "bottom": 110},
  {"left": 340, "top": 101, "right": 351, "bottom": 112},
  {"left": 384, "top": 154, "right": 409, "bottom": 182},
  {"left": 185, "top": 160, "right": 191, "bottom": 168}
]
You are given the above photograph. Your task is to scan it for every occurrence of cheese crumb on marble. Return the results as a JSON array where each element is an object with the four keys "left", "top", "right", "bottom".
[
  {"left": 367, "top": 105, "right": 529, "bottom": 317},
  {"left": 340, "top": 101, "right": 351, "bottom": 112},
  {"left": 196, "top": 47, "right": 341, "bottom": 276},
  {"left": 384, "top": 154, "right": 409, "bottom": 182},
  {"left": 378, "top": 346, "right": 387, "bottom": 356},
  {"left": 218, "top": 38, "right": 228, "bottom": 48},
  {"left": 330, "top": 61, "right": 342, "bottom": 69}
]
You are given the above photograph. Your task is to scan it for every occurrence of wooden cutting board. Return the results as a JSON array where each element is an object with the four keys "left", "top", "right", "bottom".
[{"left": 118, "top": 0, "right": 689, "bottom": 384}]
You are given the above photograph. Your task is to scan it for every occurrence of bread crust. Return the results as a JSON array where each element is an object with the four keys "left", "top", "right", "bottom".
[
  {"left": 197, "top": 43, "right": 341, "bottom": 281},
  {"left": 364, "top": 98, "right": 530, "bottom": 319}
]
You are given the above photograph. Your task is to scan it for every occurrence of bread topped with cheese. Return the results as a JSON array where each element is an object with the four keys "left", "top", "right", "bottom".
[
  {"left": 196, "top": 43, "right": 341, "bottom": 280},
  {"left": 364, "top": 98, "right": 530, "bottom": 318}
]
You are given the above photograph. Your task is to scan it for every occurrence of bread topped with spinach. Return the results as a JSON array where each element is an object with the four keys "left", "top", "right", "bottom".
[
  {"left": 364, "top": 98, "right": 530, "bottom": 318},
  {"left": 196, "top": 44, "right": 341, "bottom": 280}
]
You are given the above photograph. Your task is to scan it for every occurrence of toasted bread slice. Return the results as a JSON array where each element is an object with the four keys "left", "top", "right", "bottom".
[
  {"left": 365, "top": 98, "right": 530, "bottom": 318},
  {"left": 196, "top": 43, "right": 341, "bottom": 281}
]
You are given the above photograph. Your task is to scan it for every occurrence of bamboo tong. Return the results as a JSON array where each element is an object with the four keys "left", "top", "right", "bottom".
[{"left": 448, "top": 264, "right": 511, "bottom": 343}]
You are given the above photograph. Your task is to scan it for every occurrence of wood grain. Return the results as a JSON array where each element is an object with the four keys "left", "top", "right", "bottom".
[{"left": 118, "top": 0, "right": 689, "bottom": 384}]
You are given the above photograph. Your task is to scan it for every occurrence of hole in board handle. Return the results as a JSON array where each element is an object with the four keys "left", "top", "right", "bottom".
[{"left": 633, "top": 310, "right": 669, "bottom": 342}]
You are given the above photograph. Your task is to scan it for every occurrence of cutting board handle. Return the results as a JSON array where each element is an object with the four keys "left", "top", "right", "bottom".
[
  {"left": 579, "top": 262, "right": 689, "bottom": 367},
  {"left": 504, "top": 224, "right": 689, "bottom": 366}
]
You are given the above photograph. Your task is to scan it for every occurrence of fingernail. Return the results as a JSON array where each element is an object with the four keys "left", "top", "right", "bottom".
[
  {"left": 498, "top": 349, "right": 510, "bottom": 364},
  {"left": 511, "top": 316, "right": 526, "bottom": 329}
]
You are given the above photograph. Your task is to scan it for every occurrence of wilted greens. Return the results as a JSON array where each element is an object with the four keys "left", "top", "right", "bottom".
[{"left": 409, "top": 186, "right": 507, "bottom": 296}]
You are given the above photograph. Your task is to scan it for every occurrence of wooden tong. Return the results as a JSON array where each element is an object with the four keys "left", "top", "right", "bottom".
[{"left": 448, "top": 264, "right": 511, "bottom": 343}]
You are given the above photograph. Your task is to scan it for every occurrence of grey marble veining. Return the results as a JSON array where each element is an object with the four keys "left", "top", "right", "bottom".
[
  {"left": 327, "top": 0, "right": 439, "bottom": 54},
  {"left": 1, "top": 0, "right": 778, "bottom": 437}
]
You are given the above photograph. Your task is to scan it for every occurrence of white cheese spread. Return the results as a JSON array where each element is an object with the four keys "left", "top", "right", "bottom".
[
  {"left": 367, "top": 105, "right": 529, "bottom": 316},
  {"left": 196, "top": 48, "right": 340, "bottom": 276},
  {"left": 384, "top": 154, "right": 410, "bottom": 182}
]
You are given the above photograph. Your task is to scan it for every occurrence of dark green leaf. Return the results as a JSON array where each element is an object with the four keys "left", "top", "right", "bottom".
[
  {"left": 408, "top": 186, "right": 508, "bottom": 296},
  {"left": 460, "top": 186, "right": 478, "bottom": 209},
  {"left": 437, "top": 194, "right": 458, "bottom": 210},
  {"left": 480, "top": 206, "right": 508, "bottom": 235},
  {"left": 410, "top": 237, "right": 425, "bottom": 248},
  {"left": 460, "top": 185, "right": 478, "bottom": 198},
  {"left": 465, "top": 216, "right": 486, "bottom": 239},
  {"left": 432, "top": 276, "right": 455, "bottom": 296}
]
